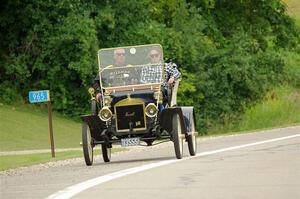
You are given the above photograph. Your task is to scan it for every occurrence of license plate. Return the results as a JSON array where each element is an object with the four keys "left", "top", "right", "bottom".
[{"left": 121, "top": 137, "right": 140, "bottom": 147}]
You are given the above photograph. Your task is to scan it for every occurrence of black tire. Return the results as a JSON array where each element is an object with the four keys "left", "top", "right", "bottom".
[
  {"left": 145, "top": 140, "right": 153, "bottom": 146},
  {"left": 187, "top": 119, "right": 197, "bottom": 156},
  {"left": 82, "top": 122, "right": 93, "bottom": 166},
  {"left": 172, "top": 114, "right": 183, "bottom": 159},
  {"left": 101, "top": 143, "right": 111, "bottom": 162},
  {"left": 91, "top": 99, "right": 98, "bottom": 115}
]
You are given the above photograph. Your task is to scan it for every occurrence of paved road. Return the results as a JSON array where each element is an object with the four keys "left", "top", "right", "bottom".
[{"left": 1, "top": 126, "right": 299, "bottom": 199}]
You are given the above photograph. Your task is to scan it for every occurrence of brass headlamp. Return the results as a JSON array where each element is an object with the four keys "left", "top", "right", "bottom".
[
  {"left": 145, "top": 103, "right": 158, "bottom": 118},
  {"left": 99, "top": 107, "right": 112, "bottom": 121}
]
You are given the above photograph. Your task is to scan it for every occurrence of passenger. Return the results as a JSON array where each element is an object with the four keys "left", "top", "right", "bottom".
[{"left": 141, "top": 46, "right": 181, "bottom": 106}]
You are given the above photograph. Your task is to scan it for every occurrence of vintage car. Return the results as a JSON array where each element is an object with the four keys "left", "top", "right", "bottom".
[{"left": 81, "top": 44, "right": 197, "bottom": 165}]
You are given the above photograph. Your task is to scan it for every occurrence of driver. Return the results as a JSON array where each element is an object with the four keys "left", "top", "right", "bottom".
[
  {"left": 111, "top": 48, "right": 126, "bottom": 67},
  {"left": 93, "top": 48, "right": 126, "bottom": 102},
  {"left": 141, "top": 46, "right": 181, "bottom": 106}
]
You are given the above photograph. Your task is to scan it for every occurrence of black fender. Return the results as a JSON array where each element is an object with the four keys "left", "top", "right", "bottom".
[
  {"left": 81, "top": 115, "right": 107, "bottom": 141},
  {"left": 160, "top": 106, "right": 196, "bottom": 135}
]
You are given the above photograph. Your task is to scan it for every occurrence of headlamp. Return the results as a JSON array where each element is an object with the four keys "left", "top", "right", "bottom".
[
  {"left": 145, "top": 103, "right": 158, "bottom": 117},
  {"left": 99, "top": 107, "right": 112, "bottom": 121}
]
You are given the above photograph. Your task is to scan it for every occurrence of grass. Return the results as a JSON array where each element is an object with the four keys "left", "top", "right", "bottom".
[
  {"left": 209, "top": 85, "right": 300, "bottom": 135},
  {"left": 0, "top": 147, "right": 124, "bottom": 171},
  {"left": 236, "top": 86, "right": 300, "bottom": 130},
  {"left": 0, "top": 104, "right": 126, "bottom": 171},
  {"left": 283, "top": 0, "right": 300, "bottom": 27},
  {"left": 0, "top": 151, "right": 82, "bottom": 171},
  {"left": 0, "top": 104, "right": 82, "bottom": 151},
  {"left": 283, "top": 0, "right": 300, "bottom": 19}
]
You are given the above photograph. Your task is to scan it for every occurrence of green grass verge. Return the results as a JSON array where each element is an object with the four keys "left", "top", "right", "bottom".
[
  {"left": 0, "top": 151, "right": 82, "bottom": 171},
  {"left": 284, "top": 0, "right": 300, "bottom": 27},
  {"left": 284, "top": 0, "right": 300, "bottom": 19},
  {"left": 236, "top": 86, "right": 300, "bottom": 131},
  {"left": 0, "top": 148, "right": 124, "bottom": 171},
  {"left": 209, "top": 85, "right": 300, "bottom": 135},
  {"left": 0, "top": 104, "right": 82, "bottom": 151}
]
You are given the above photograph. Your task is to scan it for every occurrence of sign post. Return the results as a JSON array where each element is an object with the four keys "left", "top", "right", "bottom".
[{"left": 29, "top": 90, "right": 55, "bottom": 158}]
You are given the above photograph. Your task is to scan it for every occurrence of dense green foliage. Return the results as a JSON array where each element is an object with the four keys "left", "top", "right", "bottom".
[{"left": 1, "top": 0, "right": 299, "bottom": 133}]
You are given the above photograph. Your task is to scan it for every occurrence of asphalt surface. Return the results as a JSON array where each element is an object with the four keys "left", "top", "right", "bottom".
[{"left": 1, "top": 126, "right": 299, "bottom": 199}]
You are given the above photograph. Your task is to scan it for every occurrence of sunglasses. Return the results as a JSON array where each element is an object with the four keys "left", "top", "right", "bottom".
[
  {"left": 150, "top": 54, "right": 159, "bottom": 58},
  {"left": 116, "top": 53, "right": 125, "bottom": 56}
]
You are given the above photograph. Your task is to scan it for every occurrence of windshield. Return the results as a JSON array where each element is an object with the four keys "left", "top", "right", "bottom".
[{"left": 98, "top": 44, "right": 164, "bottom": 89}]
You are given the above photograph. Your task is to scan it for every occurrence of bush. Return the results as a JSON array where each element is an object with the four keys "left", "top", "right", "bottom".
[{"left": 0, "top": 81, "right": 23, "bottom": 104}]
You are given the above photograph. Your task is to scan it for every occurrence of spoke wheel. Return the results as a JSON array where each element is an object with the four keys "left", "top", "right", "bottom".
[
  {"left": 101, "top": 143, "right": 111, "bottom": 162},
  {"left": 187, "top": 119, "right": 197, "bottom": 156},
  {"left": 172, "top": 114, "right": 183, "bottom": 159},
  {"left": 82, "top": 123, "right": 93, "bottom": 166}
]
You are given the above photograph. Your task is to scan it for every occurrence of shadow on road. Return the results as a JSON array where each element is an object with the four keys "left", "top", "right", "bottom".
[{"left": 93, "top": 156, "right": 175, "bottom": 166}]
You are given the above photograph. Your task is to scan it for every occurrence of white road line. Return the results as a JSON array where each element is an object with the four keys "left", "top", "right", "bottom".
[{"left": 46, "top": 134, "right": 300, "bottom": 199}]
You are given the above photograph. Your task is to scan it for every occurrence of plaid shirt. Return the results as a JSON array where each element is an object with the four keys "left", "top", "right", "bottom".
[
  {"left": 140, "top": 64, "right": 163, "bottom": 84},
  {"left": 141, "top": 62, "right": 181, "bottom": 87}
]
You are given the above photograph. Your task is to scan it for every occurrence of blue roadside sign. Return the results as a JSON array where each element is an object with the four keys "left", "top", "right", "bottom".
[
  {"left": 28, "top": 90, "right": 50, "bottom": 103},
  {"left": 28, "top": 89, "right": 55, "bottom": 157}
]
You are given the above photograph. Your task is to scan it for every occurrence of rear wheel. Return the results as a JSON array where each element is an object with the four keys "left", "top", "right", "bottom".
[
  {"left": 187, "top": 119, "right": 197, "bottom": 156},
  {"left": 172, "top": 114, "right": 183, "bottom": 159},
  {"left": 101, "top": 143, "right": 111, "bottom": 162},
  {"left": 82, "top": 123, "right": 93, "bottom": 166}
]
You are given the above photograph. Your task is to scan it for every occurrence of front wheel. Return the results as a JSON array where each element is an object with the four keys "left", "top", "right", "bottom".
[
  {"left": 101, "top": 143, "right": 111, "bottom": 162},
  {"left": 172, "top": 114, "right": 183, "bottom": 159},
  {"left": 82, "top": 122, "right": 94, "bottom": 166}
]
